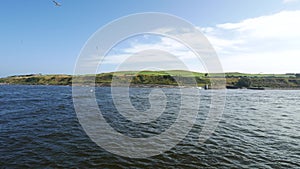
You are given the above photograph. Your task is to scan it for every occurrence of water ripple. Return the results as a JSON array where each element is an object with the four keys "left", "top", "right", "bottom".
[{"left": 0, "top": 86, "right": 299, "bottom": 168}]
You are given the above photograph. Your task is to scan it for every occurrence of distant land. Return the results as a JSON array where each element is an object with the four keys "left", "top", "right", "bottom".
[{"left": 1, "top": 70, "right": 300, "bottom": 89}]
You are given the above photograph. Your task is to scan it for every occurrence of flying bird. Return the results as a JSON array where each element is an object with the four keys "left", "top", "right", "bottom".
[{"left": 52, "top": 0, "right": 61, "bottom": 6}]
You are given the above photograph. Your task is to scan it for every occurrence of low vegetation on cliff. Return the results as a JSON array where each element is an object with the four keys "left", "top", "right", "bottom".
[{"left": 1, "top": 71, "right": 300, "bottom": 89}]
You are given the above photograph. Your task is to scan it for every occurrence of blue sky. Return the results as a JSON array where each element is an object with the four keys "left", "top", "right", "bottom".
[{"left": 1, "top": 0, "right": 300, "bottom": 77}]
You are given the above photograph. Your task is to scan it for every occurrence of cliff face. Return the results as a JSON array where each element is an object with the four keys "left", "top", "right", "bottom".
[
  {"left": 1, "top": 71, "right": 300, "bottom": 89},
  {"left": 0, "top": 75, "right": 72, "bottom": 85}
]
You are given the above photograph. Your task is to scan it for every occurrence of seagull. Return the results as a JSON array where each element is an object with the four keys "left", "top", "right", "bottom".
[{"left": 52, "top": 0, "right": 61, "bottom": 6}]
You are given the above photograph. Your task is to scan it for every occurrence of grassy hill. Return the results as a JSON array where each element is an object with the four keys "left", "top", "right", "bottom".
[{"left": 1, "top": 71, "right": 300, "bottom": 89}]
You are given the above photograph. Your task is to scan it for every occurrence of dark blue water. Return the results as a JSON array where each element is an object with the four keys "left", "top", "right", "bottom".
[{"left": 0, "top": 85, "right": 299, "bottom": 168}]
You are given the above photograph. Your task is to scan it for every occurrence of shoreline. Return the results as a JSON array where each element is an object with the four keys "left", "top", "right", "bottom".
[
  {"left": 2, "top": 83, "right": 300, "bottom": 90},
  {"left": 1, "top": 71, "right": 300, "bottom": 90}
]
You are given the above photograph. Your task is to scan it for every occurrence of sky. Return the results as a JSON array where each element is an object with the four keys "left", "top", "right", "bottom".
[{"left": 1, "top": 0, "right": 300, "bottom": 77}]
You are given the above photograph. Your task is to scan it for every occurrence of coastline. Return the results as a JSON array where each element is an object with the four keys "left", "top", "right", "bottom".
[
  {"left": 1, "top": 71, "right": 300, "bottom": 90},
  {"left": 2, "top": 83, "right": 300, "bottom": 90}
]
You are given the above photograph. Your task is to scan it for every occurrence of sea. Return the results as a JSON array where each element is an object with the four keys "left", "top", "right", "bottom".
[{"left": 0, "top": 85, "right": 299, "bottom": 168}]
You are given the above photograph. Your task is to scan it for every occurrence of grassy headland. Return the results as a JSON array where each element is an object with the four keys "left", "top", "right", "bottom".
[{"left": 1, "top": 71, "right": 300, "bottom": 89}]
